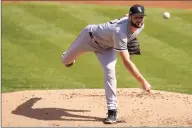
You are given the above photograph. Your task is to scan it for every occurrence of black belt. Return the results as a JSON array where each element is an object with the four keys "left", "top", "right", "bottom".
[{"left": 89, "top": 32, "right": 99, "bottom": 44}]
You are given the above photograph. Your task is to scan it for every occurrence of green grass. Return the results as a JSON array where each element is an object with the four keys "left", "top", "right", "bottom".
[{"left": 2, "top": 2, "right": 192, "bottom": 94}]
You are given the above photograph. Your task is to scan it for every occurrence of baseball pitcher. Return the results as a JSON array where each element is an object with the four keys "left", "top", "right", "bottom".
[{"left": 61, "top": 4, "right": 152, "bottom": 124}]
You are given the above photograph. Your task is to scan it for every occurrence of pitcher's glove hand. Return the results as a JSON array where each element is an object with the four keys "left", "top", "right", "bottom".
[{"left": 127, "top": 38, "right": 141, "bottom": 55}]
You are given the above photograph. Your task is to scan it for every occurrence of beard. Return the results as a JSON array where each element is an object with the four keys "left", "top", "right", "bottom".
[{"left": 130, "top": 20, "right": 143, "bottom": 28}]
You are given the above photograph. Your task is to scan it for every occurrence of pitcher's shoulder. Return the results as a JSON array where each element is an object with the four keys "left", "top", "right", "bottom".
[{"left": 112, "top": 28, "right": 128, "bottom": 42}]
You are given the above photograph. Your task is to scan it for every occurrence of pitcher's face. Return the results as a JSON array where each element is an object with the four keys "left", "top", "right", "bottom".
[{"left": 130, "top": 15, "right": 144, "bottom": 28}]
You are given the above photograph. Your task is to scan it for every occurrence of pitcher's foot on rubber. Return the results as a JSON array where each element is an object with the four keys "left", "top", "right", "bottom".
[
  {"left": 65, "top": 60, "right": 75, "bottom": 67},
  {"left": 104, "top": 109, "right": 117, "bottom": 124}
]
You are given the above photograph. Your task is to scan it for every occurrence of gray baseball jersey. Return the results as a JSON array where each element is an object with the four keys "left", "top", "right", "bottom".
[{"left": 88, "top": 16, "right": 144, "bottom": 51}]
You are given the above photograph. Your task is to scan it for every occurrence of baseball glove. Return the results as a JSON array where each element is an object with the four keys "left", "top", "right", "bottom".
[{"left": 127, "top": 38, "right": 141, "bottom": 55}]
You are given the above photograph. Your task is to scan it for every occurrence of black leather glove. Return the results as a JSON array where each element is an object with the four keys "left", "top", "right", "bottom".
[{"left": 127, "top": 38, "right": 141, "bottom": 55}]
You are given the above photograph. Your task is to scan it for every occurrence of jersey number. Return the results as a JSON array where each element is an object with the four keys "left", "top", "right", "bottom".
[{"left": 109, "top": 18, "right": 121, "bottom": 24}]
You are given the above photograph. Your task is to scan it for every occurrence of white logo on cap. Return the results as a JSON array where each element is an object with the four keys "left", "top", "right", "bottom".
[{"left": 138, "top": 7, "right": 142, "bottom": 12}]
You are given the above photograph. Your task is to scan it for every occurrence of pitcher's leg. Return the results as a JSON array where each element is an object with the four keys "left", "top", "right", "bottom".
[
  {"left": 61, "top": 29, "right": 86, "bottom": 66},
  {"left": 61, "top": 26, "right": 94, "bottom": 67},
  {"left": 95, "top": 49, "right": 117, "bottom": 110}
]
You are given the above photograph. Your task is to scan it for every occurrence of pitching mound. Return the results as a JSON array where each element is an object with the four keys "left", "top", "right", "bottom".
[{"left": 2, "top": 88, "right": 192, "bottom": 127}]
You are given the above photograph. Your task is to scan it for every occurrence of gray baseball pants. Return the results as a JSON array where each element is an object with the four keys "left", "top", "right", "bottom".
[{"left": 61, "top": 25, "right": 117, "bottom": 110}]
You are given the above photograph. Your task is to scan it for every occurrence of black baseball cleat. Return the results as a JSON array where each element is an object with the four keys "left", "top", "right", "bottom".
[
  {"left": 104, "top": 109, "right": 118, "bottom": 124},
  {"left": 65, "top": 60, "right": 75, "bottom": 67}
]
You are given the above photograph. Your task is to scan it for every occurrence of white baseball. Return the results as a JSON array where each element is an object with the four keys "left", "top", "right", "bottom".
[{"left": 163, "top": 12, "right": 170, "bottom": 19}]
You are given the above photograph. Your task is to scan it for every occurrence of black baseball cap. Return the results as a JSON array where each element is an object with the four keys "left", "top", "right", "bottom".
[{"left": 129, "top": 4, "right": 147, "bottom": 16}]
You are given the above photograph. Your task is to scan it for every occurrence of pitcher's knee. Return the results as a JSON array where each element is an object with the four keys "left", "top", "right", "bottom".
[{"left": 103, "top": 65, "right": 116, "bottom": 80}]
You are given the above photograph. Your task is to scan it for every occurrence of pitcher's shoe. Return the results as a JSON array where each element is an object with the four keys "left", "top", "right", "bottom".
[
  {"left": 104, "top": 109, "right": 117, "bottom": 124},
  {"left": 65, "top": 60, "right": 75, "bottom": 67}
]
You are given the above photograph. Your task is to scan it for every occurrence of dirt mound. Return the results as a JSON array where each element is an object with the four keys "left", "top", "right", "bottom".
[{"left": 2, "top": 88, "right": 192, "bottom": 127}]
